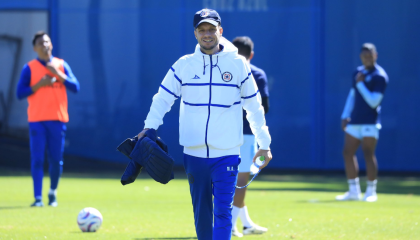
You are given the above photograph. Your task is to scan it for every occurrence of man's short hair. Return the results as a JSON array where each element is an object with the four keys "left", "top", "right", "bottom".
[
  {"left": 232, "top": 36, "right": 254, "bottom": 60},
  {"left": 361, "top": 43, "right": 377, "bottom": 53},
  {"left": 32, "top": 31, "right": 48, "bottom": 46}
]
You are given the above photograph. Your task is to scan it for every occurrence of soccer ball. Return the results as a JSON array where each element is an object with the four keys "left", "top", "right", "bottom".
[{"left": 77, "top": 207, "right": 103, "bottom": 232}]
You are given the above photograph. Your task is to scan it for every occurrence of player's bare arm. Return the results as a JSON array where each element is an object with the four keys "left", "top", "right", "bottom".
[{"left": 341, "top": 118, "right": 350, "bottom": 131}]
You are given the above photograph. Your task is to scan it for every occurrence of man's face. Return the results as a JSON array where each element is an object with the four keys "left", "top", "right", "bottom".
[
  {"left": 360, "top": 50, "right": 377, "bottom": 69},
  {"left": 194, "top": 22, "right": 223, "bottom": 52},
  {"left": 33, "top": 35, "right": 53, "bottom": 57}
]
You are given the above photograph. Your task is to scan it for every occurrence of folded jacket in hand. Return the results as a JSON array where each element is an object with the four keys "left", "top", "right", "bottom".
[{"left": 117, "top": 129, "right": 175, "bottom": 185}]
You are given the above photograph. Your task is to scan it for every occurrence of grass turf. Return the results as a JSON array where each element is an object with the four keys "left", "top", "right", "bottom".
[{"left": 0, "top": 173, "right": 419, "bottom": 239}]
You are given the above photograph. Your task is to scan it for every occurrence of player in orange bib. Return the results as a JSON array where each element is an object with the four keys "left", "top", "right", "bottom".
[{"left": 16, "top": 31, "right": 79, "bottom": 207}]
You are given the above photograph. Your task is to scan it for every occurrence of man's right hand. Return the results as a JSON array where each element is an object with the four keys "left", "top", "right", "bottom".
[
  {"left": 31, "top": 75, "right": 54, "bottom": 92},
  {"left": 137, "top": 128, "right": 150, "bottom": 139},
  {"left": 39, "top": 75, "right": 55, "bottom": 86},
  {"left": 341, "top": 118, "right": 350, "bottom": 131}
]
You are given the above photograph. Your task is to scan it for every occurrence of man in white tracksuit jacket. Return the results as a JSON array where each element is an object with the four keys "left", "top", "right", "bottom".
[{"left": 137, "top": 9, "right": 273, "bottom": 240}]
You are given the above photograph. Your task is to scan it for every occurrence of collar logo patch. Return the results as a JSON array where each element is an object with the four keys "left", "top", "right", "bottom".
[
  {"left": 200, "top": 10, "right": 209, "bottom": 17},
  {"left": 222, "top": 72, "right": 233, "bottom": 82},
  {"left": 192, "top": 75, "right": 200, "bottom": 79}
]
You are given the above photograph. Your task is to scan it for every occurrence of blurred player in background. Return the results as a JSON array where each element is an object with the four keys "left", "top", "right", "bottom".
[
  {"left": 136, "top": 9, "right": 272, "bottom": 240},
  {"left": 16, "top": 31, "right": 80, "bottom": 207},
  {"left": 231, "top": 36, "right": 269, "bottom": 237},
  {"left": 336, "top": 43, "right": 388, "bottom": 202}
]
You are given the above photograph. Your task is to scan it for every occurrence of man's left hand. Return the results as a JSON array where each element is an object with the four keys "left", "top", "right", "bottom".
[
  {"left": 46, "top": 62, "right": 67, "bottom": 82},
  {"left": 252, "top": 149, "right": 273, "bottom": 170},
  {"left": 46, "top": 62, "right": 60, "bottom": 75}
]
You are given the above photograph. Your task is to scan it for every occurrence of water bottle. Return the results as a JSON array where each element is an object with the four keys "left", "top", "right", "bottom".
[{"left": 250, "top": 156, "right": 265, "bottom": 175}]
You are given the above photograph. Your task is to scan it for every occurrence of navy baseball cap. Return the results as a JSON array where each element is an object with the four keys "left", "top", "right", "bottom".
[{"left": 193, "top": 9, "right": 221, "bottom": 28}]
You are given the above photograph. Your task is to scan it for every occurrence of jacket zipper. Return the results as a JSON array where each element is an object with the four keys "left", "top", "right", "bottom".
[{"left": 204, "top": 55, "right": 212, "bottom": 158}]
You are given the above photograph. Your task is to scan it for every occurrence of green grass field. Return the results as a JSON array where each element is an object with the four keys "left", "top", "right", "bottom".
[{"left": 0, "top": 172, "right": 419, "bottom": 240}]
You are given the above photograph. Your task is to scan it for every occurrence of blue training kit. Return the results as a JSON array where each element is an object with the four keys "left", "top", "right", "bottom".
[
  {"left": 29, "top": 121, "right": 66, "bottom": 199},
  {"left": 184, "top": 154, "right": 240, "bottom": 240},
  {"left": 350, "top": 64, "right": 388, "bottom": 124}
]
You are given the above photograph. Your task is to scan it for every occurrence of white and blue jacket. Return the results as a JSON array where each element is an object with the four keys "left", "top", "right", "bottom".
[{"left": 144, "top": 38, "right": 271, "bottom": 158}]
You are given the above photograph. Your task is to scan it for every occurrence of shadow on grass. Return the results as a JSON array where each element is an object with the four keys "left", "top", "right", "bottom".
[
  {"left": 295, "top": 199, "right": 352, "bottom": 204},
  {"left": 247, "top": 180, "right": 420, "bottom": 195},
  {"left": 134, "top": 238, "right": 197, "bottom": 240},
  {"left": 0, "top": 206, "right": 28, "bottom": 210}
]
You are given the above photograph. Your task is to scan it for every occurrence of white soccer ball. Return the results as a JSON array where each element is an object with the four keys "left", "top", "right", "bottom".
[{"left": 77, "top": 207, "right": 103, "bottom": 232}]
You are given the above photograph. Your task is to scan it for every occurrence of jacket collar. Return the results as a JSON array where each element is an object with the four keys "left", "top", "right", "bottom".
[{"left": 193, "top": 37, "right": 238, "bottom": 59}]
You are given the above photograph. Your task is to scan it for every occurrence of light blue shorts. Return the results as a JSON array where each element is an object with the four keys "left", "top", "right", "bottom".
[
  {"left": 345, "top": 124, "right": 380, "bottom": 140},
  {"left": 238, "top": 134, "right": 257, "bottom": 173}
]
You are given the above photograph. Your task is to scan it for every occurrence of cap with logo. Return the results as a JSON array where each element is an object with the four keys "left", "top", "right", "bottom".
[{"left": 193, "top": 9, "right": 221, "bottom": 28}]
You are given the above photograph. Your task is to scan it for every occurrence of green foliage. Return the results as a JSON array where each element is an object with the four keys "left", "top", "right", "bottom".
[{"left": 0, "top": 174, "right": 419, "bottom": 239}]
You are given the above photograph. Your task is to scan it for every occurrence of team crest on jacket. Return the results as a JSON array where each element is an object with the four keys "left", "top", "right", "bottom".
[
  {"left": 222, "top": 72, "right": 233, "bottom": 82},
  {"left": 200, "top": 10, "right": 209, "bottom": 17}
]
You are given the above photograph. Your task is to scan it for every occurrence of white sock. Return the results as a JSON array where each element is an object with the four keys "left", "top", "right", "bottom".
[
  {"left": 49, "top": 189, "right": 57, "bottom": 196},
  {"left": 239, "top": 206, "right": 255, "bottom": 228},
  {"left": 366, "top": 180, "right": 377, "bottom": 195},
  {"left": 348, "top": 177, "right": 361, "bottom": 194},
  {"left": 231, "top": 206, "right": 241, "bottom": 230},
  {"left": 35, "top": 196, "right": 42, "bottom": 201}
]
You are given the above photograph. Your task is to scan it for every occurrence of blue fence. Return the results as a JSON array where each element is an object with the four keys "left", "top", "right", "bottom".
[{"left": 1, "top": 0, "right": 419, "bottom": 171}]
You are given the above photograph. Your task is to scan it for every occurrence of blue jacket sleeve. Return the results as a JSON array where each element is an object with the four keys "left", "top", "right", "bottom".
[
  {"left": 16, "top": 64, "right": 34, "bottom": 100},
  {"left": 254, "top": 70, "right": 269, "bottom": 98},
  {"left": 254, "top": 70, "right": 269, "bottom": 113},
  {"left": 63, "top": 61, "right": 80, "bottom": 93}
]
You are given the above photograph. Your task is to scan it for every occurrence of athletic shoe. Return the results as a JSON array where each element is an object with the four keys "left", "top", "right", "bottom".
[
  {"left": 232, "top": 227, "right": 243, "bottom": 237},
  {"left": 48, "top": 193, "right": 58, "bottom": 207},
  {"left": 30, "top": 199, "right": 44, "bottom": 207},
  {"left": 243, "top": 224, "right": 268, "bottom": 235},
  {"left": 363, "top": 192, "right": 378, "bottom": 202},
  {"left": 335, "top": 192, "right": 362, "bottom": 201}
]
